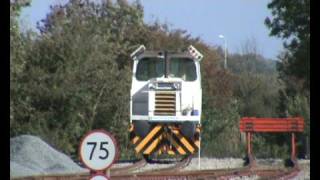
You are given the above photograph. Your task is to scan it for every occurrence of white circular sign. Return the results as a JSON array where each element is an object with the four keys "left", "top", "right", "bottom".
[
  {"left": 89, "top": 174, "right": 109, "bottom": 180},
  {"left": 79, "top": 130, "right": 118, "bottom": 171}
]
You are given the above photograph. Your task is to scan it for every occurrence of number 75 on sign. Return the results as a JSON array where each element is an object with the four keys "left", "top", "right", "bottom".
[{"left": 79, "top": 130, "right": 119, "bottom": 171}]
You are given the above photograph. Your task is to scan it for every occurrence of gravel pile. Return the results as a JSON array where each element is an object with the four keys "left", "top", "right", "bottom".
[
  {"left": 293, "top": 159, "right": 310, "bottom": 180},
  {"left": 10, "top": 135, "right": 88, "bottom": 178},
  {"left": 256, "top": 158, "right": 283, "bottom": 166},
  {"left": 185, "top": 157, "right": 244, "bottom": 170},
  {"left": 133, "top": 162, "right": 171, "bottom": 172},
  {"left": 131, "top": 157, "right": 244, "bottom": 173}
]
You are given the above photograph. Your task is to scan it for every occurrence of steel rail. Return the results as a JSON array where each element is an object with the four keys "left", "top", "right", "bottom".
[
  {"left": 110, "top": 158, "right": 147, "bottom": 175},
  {"left": 12, "top": 167, "right": 301, "bottom": 180},
  {"left": 11, "top": 162, "right": 302, "bottom": 180},
  {"left": 135, "top": 155, "right": 192, "bottom": 175}
]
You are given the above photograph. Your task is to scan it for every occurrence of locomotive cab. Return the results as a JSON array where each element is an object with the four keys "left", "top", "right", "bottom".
[{"left": 129, "top": 45, "right": 202, "bottom": 156}]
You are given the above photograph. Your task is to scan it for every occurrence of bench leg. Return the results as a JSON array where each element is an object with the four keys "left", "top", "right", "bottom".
[
  {"left": 246, "top": 132, "right": 256, "bottom": 168},
  {"left": 291, "top": 132, "right": 298, "bottom": 168}
]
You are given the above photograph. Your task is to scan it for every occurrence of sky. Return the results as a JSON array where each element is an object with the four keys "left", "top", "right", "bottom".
[{"left": 20, "top": 0, "right": 283, "bottom": 60}]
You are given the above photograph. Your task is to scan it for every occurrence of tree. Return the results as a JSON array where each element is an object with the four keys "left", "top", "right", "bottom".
[
  {"left": 265, "top": 0, "right": 310, "bottom": 93},
  {"left": 234, "top": 72, "right": 280, "bottom": 117},
  {"left": 10, "top": 0, "right": 146, "bottom": 157},
  {"left": 10, "top": 0, "right": 32, "bottom": 132},
  {"left": 265, "top": 0, "right": 310, "bottom": 158},
  {"left": 12, "top": 0, "right": 294, "bottom": 159}
]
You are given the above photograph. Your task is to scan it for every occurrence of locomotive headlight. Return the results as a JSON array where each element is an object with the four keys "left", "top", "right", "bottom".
[
  {"left": 173, "top": 82, "right": 181, "bottom": 90},
  {"left": 191, "top": 109, "right": 199, "bottom": 116},
  {"left": 182, "top": 106, "right": 192, "bottom": 115},
  {"left": 149, "top": 82, "right": 156, "bottom": 89}
]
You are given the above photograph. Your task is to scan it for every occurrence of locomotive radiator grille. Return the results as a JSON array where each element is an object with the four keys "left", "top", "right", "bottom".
[{"left": 154, "top": 91, "right": 176, "bottom": 116}]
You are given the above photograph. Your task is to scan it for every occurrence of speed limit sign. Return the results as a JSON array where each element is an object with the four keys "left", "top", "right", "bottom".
[{"left": 79, "top": 129, "right": 119, "bottom": 171}]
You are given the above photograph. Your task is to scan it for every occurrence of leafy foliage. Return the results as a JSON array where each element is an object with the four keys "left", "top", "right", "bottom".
[
  {"left": 11, "top": 0, "right": 308, "bottom": 160},
  {"left": 227, "top": 53, "right": 277, "bottom": 75},
  {"left": 11, "top": 0, "right": 143, "bottom": 157},
  {"left": 265, "top": 0, "right": 310, "bottom": 158},
  {"left": 202, "top": 99, "right": 243, "bottom": 157},
  {"left": 265, "top": 0, "right": 309, "bottom": 97}
]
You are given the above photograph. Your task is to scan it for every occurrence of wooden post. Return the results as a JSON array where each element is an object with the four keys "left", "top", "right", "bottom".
[
  {"left": 291, "top": 132, "right": 296, "bottom": 161},
  {"left": 246, "top": 132, "right": 251, "bottom": 155},
  {"left": 290, "top": 132, "right": 299, "bottom": 168},
  {"left": 306, "top": 135, "right": 310, "bottom": 159},
  {"left": 246, "top": 132, "right": 256, "bottom": 168}
]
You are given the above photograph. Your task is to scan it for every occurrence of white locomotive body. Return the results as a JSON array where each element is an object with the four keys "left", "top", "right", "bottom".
[{"left": 129, "top": 45, "right": 203, "bottom": 156}]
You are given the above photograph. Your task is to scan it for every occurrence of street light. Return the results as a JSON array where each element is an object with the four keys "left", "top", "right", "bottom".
[{"left": 218, "top": 34, "right": 227, "bottom": 69}]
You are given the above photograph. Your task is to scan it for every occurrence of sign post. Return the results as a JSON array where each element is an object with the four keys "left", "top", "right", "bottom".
[
  {"left": 89, "top": 174, "right": 110, "bottom": 180},
  {"left": 79, "top": 129, "right": 119, "bottom": 179}
]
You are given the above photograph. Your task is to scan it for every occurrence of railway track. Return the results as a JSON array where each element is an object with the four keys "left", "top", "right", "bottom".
[
  {"left": 12, "top": 159, "right": 302, "bottom": 180},
  {"left": 111, "top": 159, "right": 147, "bottom": 175},
  {"left": 135, "top": 155, "right": 193, "bottom": 174},
  {"left": 111, "top": 166, "right": 301, "bottom": 180}
]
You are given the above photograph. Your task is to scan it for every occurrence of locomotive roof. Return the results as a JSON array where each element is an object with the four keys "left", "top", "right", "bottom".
[
  {"left": 138, "top": 51, "right": 195, "bottom": 60},
  {"left": 130, "top": 45, "right": 203, "bottom": 61}
]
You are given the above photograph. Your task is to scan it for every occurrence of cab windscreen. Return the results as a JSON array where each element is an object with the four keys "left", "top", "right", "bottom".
[
  {"left": 169, "top": 58, "right": 196, "bottom": 81},
  {"left": 136, "top": 57, "right": 164, "bottom": 81}
]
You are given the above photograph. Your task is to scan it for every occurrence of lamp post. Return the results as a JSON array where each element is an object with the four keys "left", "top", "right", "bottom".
[{"left": 218, "top": 34, "right": 227, "bottom": 69}]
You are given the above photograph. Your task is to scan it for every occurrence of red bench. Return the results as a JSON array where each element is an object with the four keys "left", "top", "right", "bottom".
[{"left": 239, "top": 117, "right": 304, "bottom": 167}]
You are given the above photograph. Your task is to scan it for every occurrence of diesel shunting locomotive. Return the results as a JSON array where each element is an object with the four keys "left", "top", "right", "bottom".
[{"left": 129, "top": 45, "right": 203, "bottom": 158}]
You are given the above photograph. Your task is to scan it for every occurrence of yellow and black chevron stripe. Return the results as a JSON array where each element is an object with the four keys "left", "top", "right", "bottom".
[{"left": 129, "top": 123, "right": 201, "bottom": 155}]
